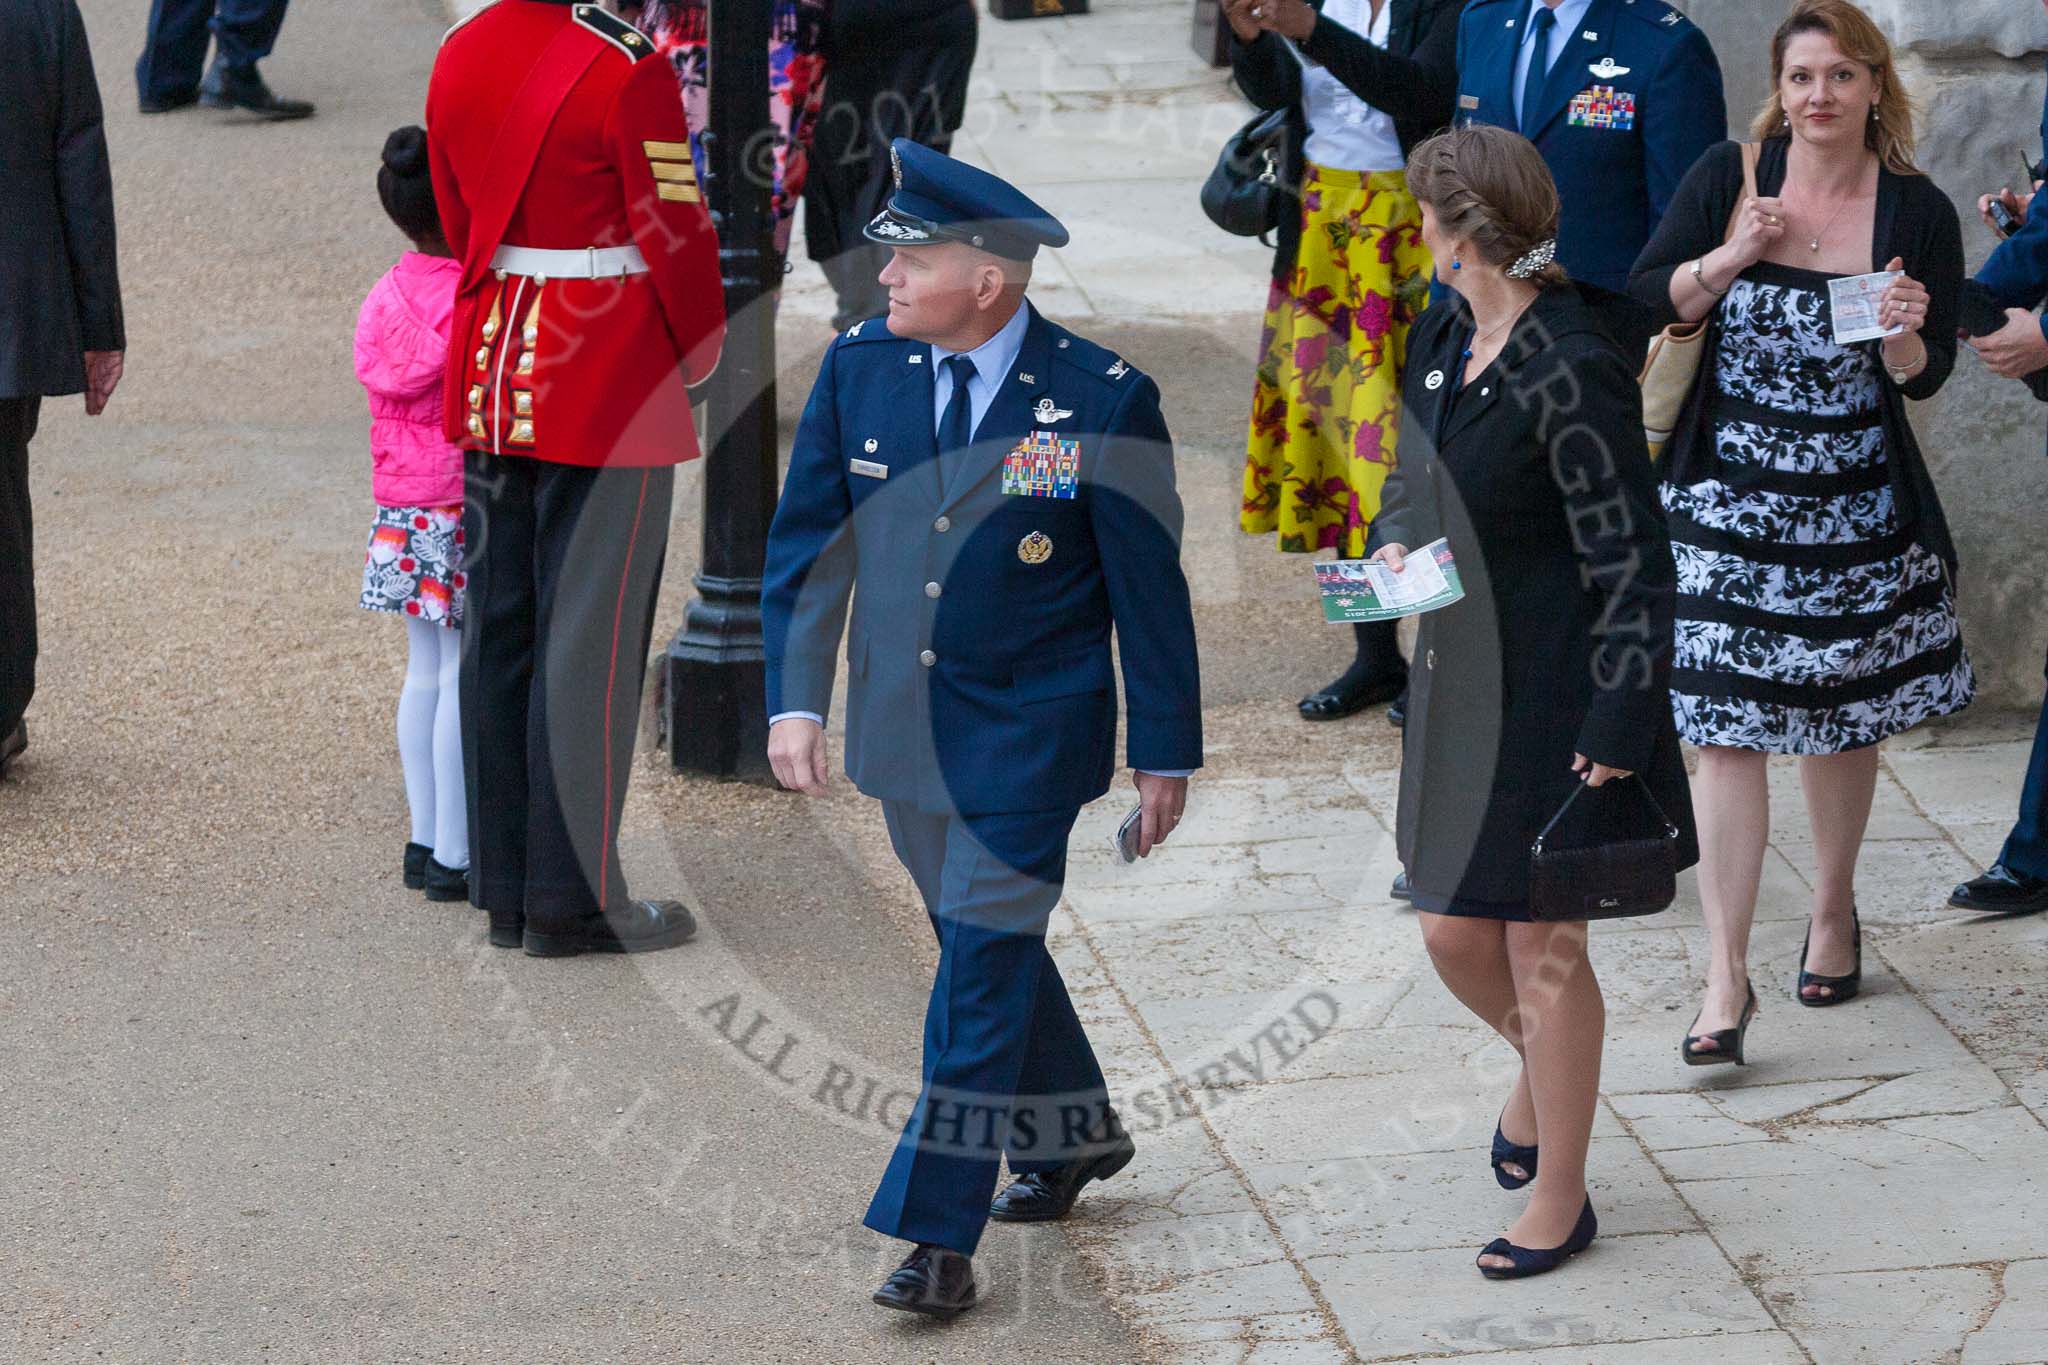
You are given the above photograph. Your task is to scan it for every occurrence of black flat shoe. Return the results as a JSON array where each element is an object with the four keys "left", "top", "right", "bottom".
[
  {"left": 1683, "top": 982, "right": 1757, "bottom": 1066},
  {"left": 487, "top": 911, "right": 523, "bottom": 950},
  {"left": 1950, "top": 864, "right": 2048, "bottom": 915},
  {"left": 1476, "top": 1199, "right": 1597, "bottom": 1280},
  {"left": 199, "top": 60, "right": 315, "bottom": 120},
  {"left": 989, "top": 1126, "right": 1135, "bottom": 1222},
  {"left": 523, "top": 899, "right": 698, "bottom": 957},
  {"left": 402, "top": 842, "right": 431, "bottom": 890},
  {"left": 139, "top": 89, "right": 199, "bottom": 114},
  {"left": 872, "top": 1243, "right": 976, "bottom": 1319},
  {"left": 0, "top": 720, "right": 26, "bottom": 779},
  {"left": 423, "top": 858, "right": 470, "bottom": 903},
  {"left": 1797, "top": 907, "right": 1861, "bottom": 1006},
  {"left": 1298, "top": 670, "right": 1405, "bottom": 722},
  {"left": 1389, "top": 872, "right": 1413, "bottom": 902}
]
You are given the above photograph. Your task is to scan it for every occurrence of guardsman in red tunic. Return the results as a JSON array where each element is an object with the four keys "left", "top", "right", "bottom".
[{"left": 426, "top": 0, "right": 724, "bottom": 958}]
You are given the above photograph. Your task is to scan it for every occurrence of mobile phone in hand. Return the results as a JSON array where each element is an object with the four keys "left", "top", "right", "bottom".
[
  {"left": 1114, "top": 805, "right": 1143, "bottom": 863},
  {"left": 1992, "top": 198, "right": 2023, "bottom": 240}
]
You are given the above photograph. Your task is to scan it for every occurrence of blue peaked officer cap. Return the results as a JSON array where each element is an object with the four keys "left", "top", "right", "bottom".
[{"left": 863, "top": 138, "right": 1069, "bottom": 262}]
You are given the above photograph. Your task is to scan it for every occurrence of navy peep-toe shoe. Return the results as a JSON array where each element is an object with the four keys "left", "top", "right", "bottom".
[{"left": 1476, "top": 1199, "right": 1597, "bottom": 1280}]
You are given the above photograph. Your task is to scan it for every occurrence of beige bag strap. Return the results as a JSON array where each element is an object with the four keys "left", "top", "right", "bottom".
[{"left": 1723, "top": 142, "right": 1759, "bottom": 246}]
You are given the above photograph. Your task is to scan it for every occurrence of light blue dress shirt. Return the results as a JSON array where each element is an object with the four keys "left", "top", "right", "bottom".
[
  {"left": 1511, "top": 0, "right": 1595, "bottom": 128},
  {"left": 930, "top": 300, "right": 1031, "bottom": 439}
]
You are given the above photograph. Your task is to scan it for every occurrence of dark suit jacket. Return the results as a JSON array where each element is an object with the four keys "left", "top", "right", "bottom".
[
  {"left": 1, "top": 0, "right": 124, "bottom": 399},
  {"left": 1370, "top": 284, "right": 1697, "bottom": 903},
  {"left": 1230, "top": 0, "right": 1462, "bottom": 282}
]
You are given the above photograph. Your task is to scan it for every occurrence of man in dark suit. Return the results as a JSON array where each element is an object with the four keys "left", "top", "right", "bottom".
[
  {"left": 1450, "top": 0, "right": 1725, "bottom": 293},
  {"left": 135, "top": 0, "right": 313, "bottom": 119},
  {"left": 1950, "top": 34, "right": 2048, "bottom": 916},
  {"left": 1, "top": 0, "right": 126, "bottom": 779},
  {"left": 764, "top": 141, "right": 1203, "bottom": 1317}
]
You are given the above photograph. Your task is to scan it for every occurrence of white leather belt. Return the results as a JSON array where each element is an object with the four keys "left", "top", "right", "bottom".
[{"left": 490, "top": 244, "right": 649, "bottom": 279}]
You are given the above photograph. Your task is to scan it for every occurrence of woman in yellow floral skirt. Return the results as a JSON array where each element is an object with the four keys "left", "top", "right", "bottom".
[{"left": 1226, "top": 0, "right": 1461, "bottom": 722}]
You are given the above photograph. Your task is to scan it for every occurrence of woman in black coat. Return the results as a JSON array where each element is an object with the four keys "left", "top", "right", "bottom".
[
  {"left": 1369, "top": 126, "right": 1698, "bottom": 1280},
  {"left": 1224, "top": 0, "right": 1461, "bottom": 726}
]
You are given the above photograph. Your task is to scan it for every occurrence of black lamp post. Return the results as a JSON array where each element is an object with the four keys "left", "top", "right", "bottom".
[{"left": 660, "top": 0, "right": 779, "bottom": 780}]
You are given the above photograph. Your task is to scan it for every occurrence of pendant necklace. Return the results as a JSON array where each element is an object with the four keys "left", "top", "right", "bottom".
[
  {"left": 1462, "top": 295, "right": 1533, "bottom": 361},
  {"left": 1798, "top": 183, "right": 1858, "bottom": 253}
]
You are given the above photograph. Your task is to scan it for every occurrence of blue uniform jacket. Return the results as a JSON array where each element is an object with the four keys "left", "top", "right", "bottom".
[
  {"left": 1454, "top": 0, "right": 1724, "bottom": 292},
  {"left": 1975, "top": 53, "right": 2048, "bottom": 341},
  {"left": 762, "top": 304, "right": 1203, "bottom": 816}
]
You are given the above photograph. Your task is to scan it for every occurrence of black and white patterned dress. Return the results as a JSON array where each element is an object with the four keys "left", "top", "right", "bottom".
[{"left": 1661, "top": 261, "right": 1973, "bottom": 754}]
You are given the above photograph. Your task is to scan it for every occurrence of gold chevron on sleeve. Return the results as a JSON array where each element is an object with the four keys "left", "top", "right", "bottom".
[
  {"left": 649, "top": 161, "right": 697, "bottom": 183},
  {"left": 656, "top": 182, "right": 702, "bottom": 203},
  {"left": 642, "top": 140, "right": 691, "bottom": 160}
]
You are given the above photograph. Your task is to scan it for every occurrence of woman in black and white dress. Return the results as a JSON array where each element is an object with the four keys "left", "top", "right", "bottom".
[{"left": 1630, "top": 0, "right": 1970, "bottom": 1065}]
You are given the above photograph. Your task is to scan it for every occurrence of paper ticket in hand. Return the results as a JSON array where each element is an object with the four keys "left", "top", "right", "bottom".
[
  {"left": 1313, "top": 538, "right": 1465, "bottom": 624},
  {"left": 1828, "top": 269, "right": 1904, "bottom": 345}
]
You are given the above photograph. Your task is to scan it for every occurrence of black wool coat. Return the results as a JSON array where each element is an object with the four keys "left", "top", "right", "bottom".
[
  {"left": 1369, "top": 284, "right": 1700, "bottom": 904},
  {"left": 1229, "top": 0, "right": 1462, "bottom": 283},
  {"left": 0, "top": 0, "right": 123, "bottom": 398}
]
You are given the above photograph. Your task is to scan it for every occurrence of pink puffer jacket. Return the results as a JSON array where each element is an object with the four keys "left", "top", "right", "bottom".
[{"left": 355, "top": 253, "right": 463, "bottom": 508}]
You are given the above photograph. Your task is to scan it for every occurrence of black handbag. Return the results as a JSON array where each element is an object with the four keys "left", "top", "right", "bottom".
[
  {"left": 1200, "top": 107, "right": 1290, "bottom": 240},
  {"left": 1527, "top": 776, "right": 1681, "bottom": 922}
]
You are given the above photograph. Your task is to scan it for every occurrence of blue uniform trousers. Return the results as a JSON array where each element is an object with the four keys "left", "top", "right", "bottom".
[
  {"left": 865, "top": 803, "right": 1112, "bottom": 1256},
  {"left": 136, "top": 0, "right": 290, "bottom": 102},
  {"left": 1998, "top": 656, "right": 2048, "bottom": 882}
]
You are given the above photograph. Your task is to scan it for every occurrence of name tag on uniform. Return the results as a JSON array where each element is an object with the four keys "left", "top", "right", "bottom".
[
  {"left": 851, "top": 458, "right": 888, "bottom": 479},
  {"left": 1002, "top": 431, "right": 1080, "bottom": 499},
  {"left": 1568, "top": 85, "right": 1635, "bottom": 131}
]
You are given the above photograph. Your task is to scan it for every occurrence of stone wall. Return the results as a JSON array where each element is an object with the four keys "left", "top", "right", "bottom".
[{"left": 1684, "top": 0, "right": 2048, "bottom": 709}]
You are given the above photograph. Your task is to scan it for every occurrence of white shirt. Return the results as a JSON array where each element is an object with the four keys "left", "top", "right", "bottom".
[
  {"left": 1512, "top": 0, "right": 1596, "bottom": 128},
  {"left": 1298, "top": 0, "right": 1405, "bottom": 174},
  {"left": 930, "top": 300, "right": 1029, "bottom": 438}
]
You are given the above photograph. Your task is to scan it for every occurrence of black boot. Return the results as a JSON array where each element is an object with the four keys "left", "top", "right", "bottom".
[{"left": 1299, "top": 619, "right": 1407, "bottom": 721}]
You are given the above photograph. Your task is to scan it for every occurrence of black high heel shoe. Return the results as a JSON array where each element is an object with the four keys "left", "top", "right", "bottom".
[
  {"left": 1797, "top": 906, "right": 1862, "bottom": 1006},
  {"left": 1682, "top": 981, "right": 1758, "bottom": 1067}
]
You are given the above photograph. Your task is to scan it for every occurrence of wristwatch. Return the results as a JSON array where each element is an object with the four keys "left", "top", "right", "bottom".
[{"left": 1690, "top": 258, "right": 1727, "bottom": 297}]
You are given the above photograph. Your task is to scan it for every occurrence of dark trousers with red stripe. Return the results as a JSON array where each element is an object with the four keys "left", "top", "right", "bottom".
[{"left": 460, "top": 452, "right": 673, "bottom": 934}]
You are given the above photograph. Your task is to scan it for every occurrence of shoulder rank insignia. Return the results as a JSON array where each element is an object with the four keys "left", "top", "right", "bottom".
[
  {"left": 847, "top": 321, "right": 865, "bottom": 338},
  {"left": 1661, "top": 9, "right": 1682, "bottom": 24},
  {"left": 1106, "top": 358, "right": 1129, "bottom": 379},
  {"left": 573, "top": 4, "right": 655, "bottom": 60}
]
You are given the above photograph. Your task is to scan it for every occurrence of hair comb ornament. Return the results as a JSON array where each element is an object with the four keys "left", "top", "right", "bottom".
[{"left": 1506, "top": 238, "right": 1558, "bottom": 280}]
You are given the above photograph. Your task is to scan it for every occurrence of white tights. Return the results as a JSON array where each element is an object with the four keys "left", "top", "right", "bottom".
[{"left": 398, "top": 617, "right": 468, "bottom": 870}]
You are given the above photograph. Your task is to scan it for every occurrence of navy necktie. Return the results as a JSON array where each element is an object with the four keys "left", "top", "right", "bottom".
[
  {"left": 938, "top": 353, "right": 977, "bottom": 488},
  {"left": 1519, "top": 5, "right": 1557, "bottom": 134}
]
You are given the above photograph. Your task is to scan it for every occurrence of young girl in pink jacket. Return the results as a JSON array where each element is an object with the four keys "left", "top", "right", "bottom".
[{"left": 356, "top": 126, "right": 468, "bottom": 903}]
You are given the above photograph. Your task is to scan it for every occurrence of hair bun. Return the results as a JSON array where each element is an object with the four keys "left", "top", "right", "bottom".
[{"left": 381, "top": 125, "right": 429, "bottom": 179}]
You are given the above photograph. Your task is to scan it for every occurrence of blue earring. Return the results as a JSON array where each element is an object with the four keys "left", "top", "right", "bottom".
[{"left": 1451, "top": 258, "right": 1461, "bottom": 270}]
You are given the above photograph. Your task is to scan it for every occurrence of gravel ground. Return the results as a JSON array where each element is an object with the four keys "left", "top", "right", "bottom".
[{"left": 0, "top": 2, "right": 1359, "bottom": 1359}]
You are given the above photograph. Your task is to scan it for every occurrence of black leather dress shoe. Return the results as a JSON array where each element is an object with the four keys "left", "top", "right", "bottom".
[
  {"left": 523, "top": 899, "right": 699, "bottom": 957},
  {"left": 989, "top": 1128, "right": 1136, "bottom": 1222},
  {"left": 1298, "top": 670, "right": 1406, "bottom": 722},
  {"left": 1389, "top": 872, "right": 1413, "bottom": 902},
  {"left": 199, "top": 60, "right": 315, "bottom": 120},
  {"left": 0, "top": 721, "right": 25, "bottom": 778},
  {"left": 139, "top": 89, "right": 200, "bottom": 114},
  {"left": 423, "top": 858, "right": 470, "bottom": 903},
  {"left": 403, "top": 842, "right": 432, "bottom": 890},
  {"left": 872, "top": 1244, "right": 977, "bottom": 1319},
  {"left": 1386, "top": 688, "right": 1408, "bottom": 729},
  {"left": 1950, "top": 864, "right": 2048, "bottom": 914}
]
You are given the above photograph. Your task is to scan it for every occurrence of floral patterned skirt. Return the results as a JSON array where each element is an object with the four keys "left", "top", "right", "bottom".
[
  {"left": 1241, "top": 165, "right": 1432, "bottom": 555},
  {"left": 360, "top": 504, "right": 465, "bottom": 629}
]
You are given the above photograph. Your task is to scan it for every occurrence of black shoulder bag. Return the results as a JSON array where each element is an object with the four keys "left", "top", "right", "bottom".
[
  {"left": 1200, "top": 107, "right": 1290, "bottom": 241},
  {"left": 1527, "top": 776, "right": 1681, "bottom": 922}
]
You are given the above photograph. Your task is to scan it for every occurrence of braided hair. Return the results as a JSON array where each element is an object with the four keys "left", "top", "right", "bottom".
[{"left": 1404, "top": 125, "right": 1569, "bottom": 287}]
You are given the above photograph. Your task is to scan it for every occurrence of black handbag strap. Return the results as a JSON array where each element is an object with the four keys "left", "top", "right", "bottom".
[{"left": 1532, "top": 774, "right": 1680, "bottom": 855}]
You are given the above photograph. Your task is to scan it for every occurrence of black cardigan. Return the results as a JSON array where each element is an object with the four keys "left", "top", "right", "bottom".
[
  {"left": 1628, "top": 138, "right": 1965, "bottom": 567},
  {"left": 1229, "top": 0, "right": 1460, "bottom": 283}
]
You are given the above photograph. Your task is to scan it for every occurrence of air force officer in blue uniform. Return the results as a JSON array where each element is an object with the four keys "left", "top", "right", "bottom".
[
  {"left": 762, "top": 140, "right": 1203, "bottom": 1319},
  {"left": 1454, "top": 0, "right": 1725, "bottom": 293}
]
